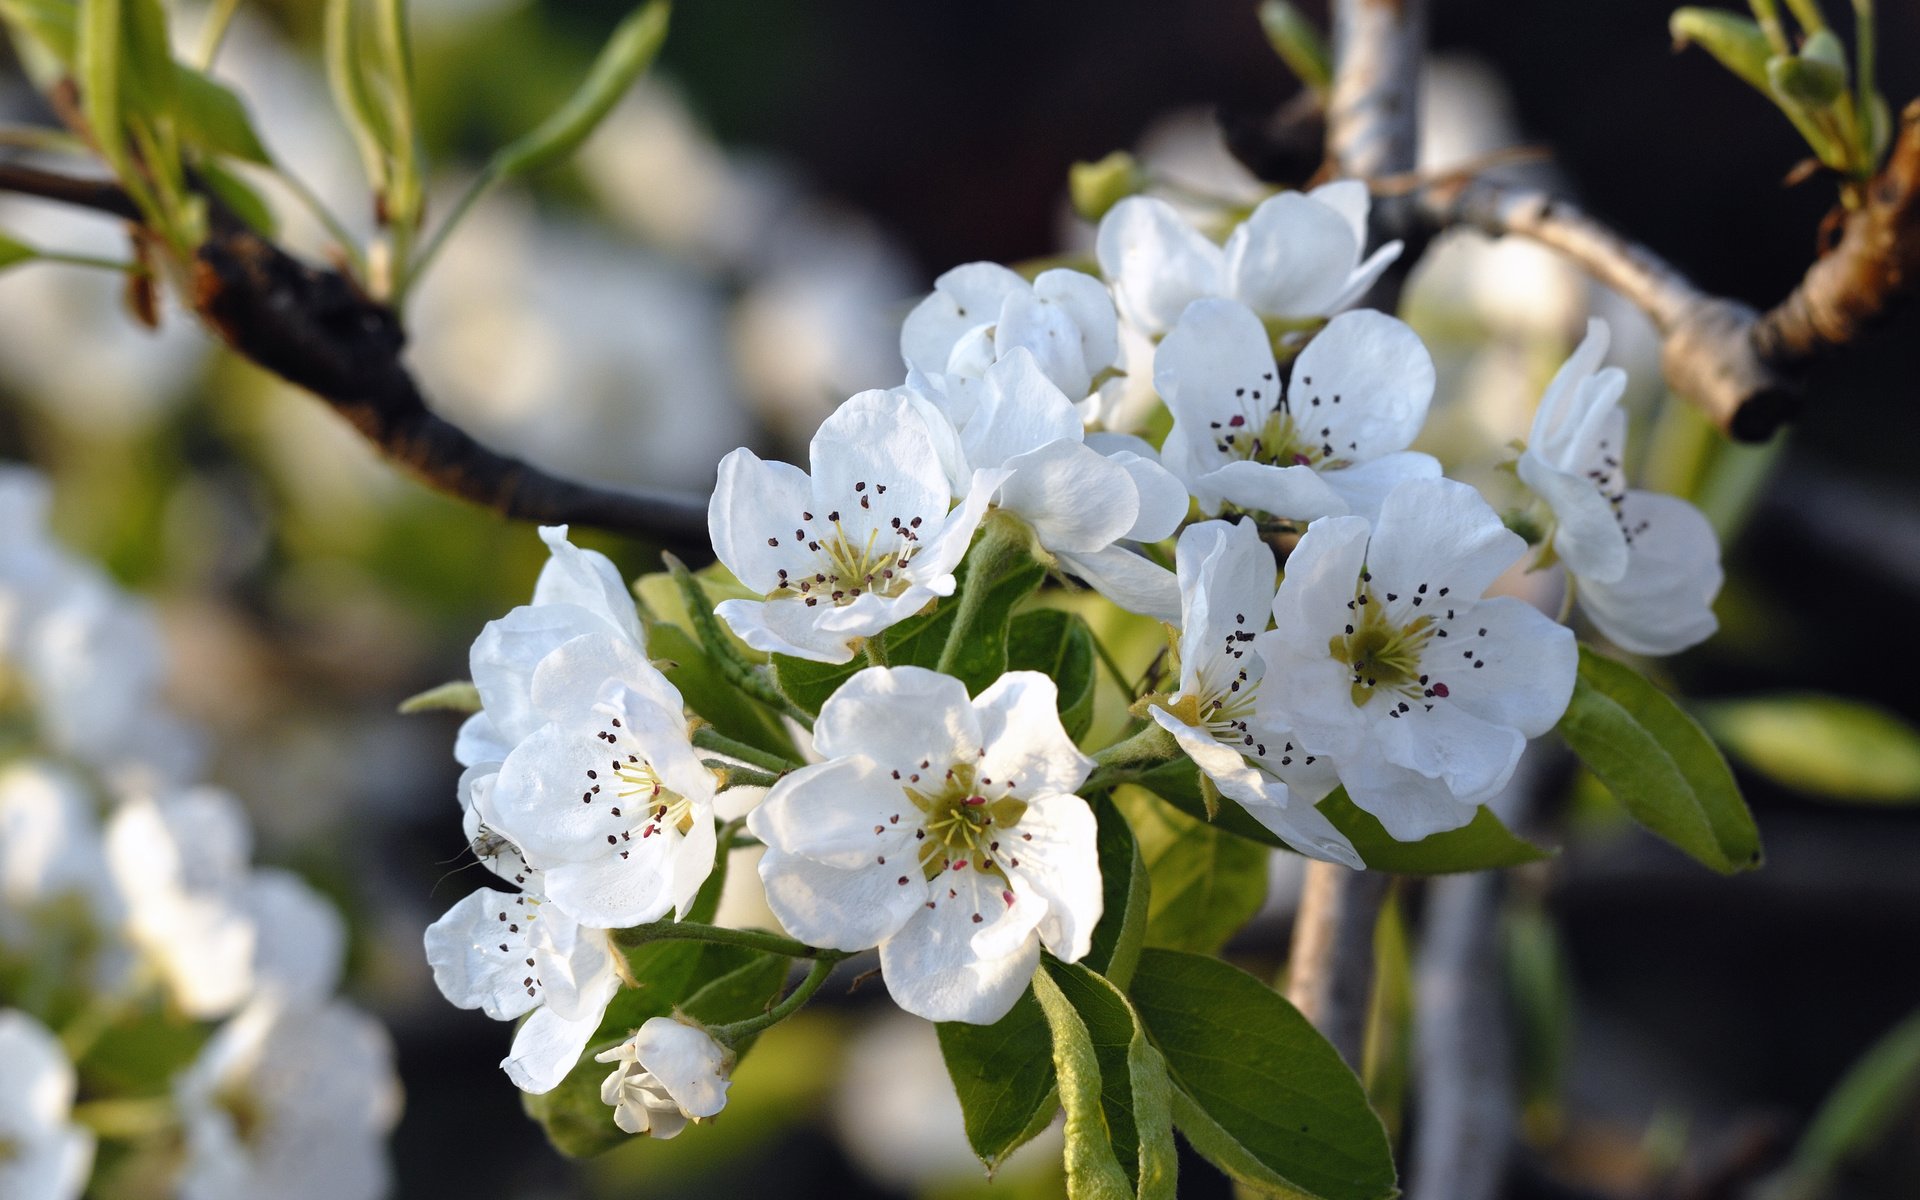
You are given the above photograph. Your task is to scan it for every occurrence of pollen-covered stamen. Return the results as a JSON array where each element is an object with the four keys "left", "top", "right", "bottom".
[
  {"left": 1329, "top": 573, "right": 1456, "bottom": 711},
  {"left": 767, "top": 493, "right": 920, "bottom": 609},
  {"left": 902, "top": 760, "right": 1029, "bottom": 884},
  {"left": 578, "top": 723, "right": 704, "bottom": 861},
  {"left": 1206, "top": 370, "right": 1357, "bottom": 471}
]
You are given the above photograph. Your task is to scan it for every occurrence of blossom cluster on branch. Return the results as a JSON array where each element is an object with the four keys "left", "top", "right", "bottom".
[
  {"left": 420, "top": 182, "right": 1728, "bottom": 1179},
  {"left": 0, "top": 469, "right": 399, "bottom": 1200}
]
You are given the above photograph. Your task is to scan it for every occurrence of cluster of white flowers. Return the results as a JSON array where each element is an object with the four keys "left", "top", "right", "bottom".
[
  {"left": 426, "top": 179, "right": 1725, "bottom": 1146},
  {"left": 0, "top": 468, "right": 400, "bottom": 1200}
]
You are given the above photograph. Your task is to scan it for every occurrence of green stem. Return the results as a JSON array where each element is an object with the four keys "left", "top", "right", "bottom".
[
  {"left": 934, "top": 515, "right": 1033, "bottom": 677},
  {"left": 34, "top": 251, "right": 142, "bottom": 273},
  {"left": 711, "top": 956, "right": 839, "bottom": 1044},
  {"left": 692, "top": 727, "right": 801, "bottom": 775},
  {"left": 1781, "top": 0, "right": 1829, "bottom": 35},
  {"left": 1748, "top": 0, "right": 1793, "bottom": 52},
  {"left": 71, "top": 1097, "right": 177, "bottom": 1139},
  {"left": 1082, "top": 721, "right": 1181, "bottom": 793},
  {"left": 664, "top": 554, "right": 815, "bottom": 730},
  {"left": 613, "top": 918, "right": 834, "bottom": 961},
  {"left": 703, "top": 758, "right": 779, "bottom": 789},
  {"left": 401, "top": 163, "right": 501, "bottom": 301},
  {"left": 1854, "top": 0, "right": 1878, "bottom": 163},
  {"left": 372, "top": 0, "right": 423, "bottom": 293},
  {"left": 863, "top": 628, "right": 890, "bottom": 668},
  {"left": 1090, "top": 631, "right": 1136, "bottom": 700}
]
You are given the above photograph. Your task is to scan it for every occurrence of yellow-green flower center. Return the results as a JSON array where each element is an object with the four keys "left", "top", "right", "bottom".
[
  {"left": 770, "top": 521, "right": 914, "bottom": 608},
  {"left": 904, "top": 762, "right": 1028, "bottom": 883},
  {"left": 1329, "top": 587, "right": 1436, "bottom": 708}
]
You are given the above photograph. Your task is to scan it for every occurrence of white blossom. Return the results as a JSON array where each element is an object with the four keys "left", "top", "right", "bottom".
[
  {"left": 1095, "top": 182, "right": 1402, "bottom": 337},
  {"left": 594, "top": 1016, "right": 733, "bottom": 1138},
  {"left": 1262, "top": 478, "right": 1576, "bottom": 839},
  {"left": 104, "top": 789, "right": 257, "bottom": 1020},
  {"left": 424, "top": 884, "right": 621, "bottom": 1093},
  {"left": 709, "top": 389, "right": 1003, "bottom": 663},
  {"left": 1517, "top": 320, "right": 1722, "bottom": 654},
  {"left": 902, "top": 262, "right": 1120, "bottom": 408},
  {"left": 481, "top": 631, "right": 719, "bottom": 928},
  {"left": 1151, "top": 520, "right": 1361, "bottom": 866},
  {"left": 911, "top": 349, "right": 1188, "bottom": 619},
  {"left": 1154, "top": 298, "right": 1440, "bottom": 523},
  {"left": 246, "top": 868, "right": 346, "bottom": 1005},
  {"left": 0, "top": 760, "right": 123, "bottom": 947},
  {"left": 751, "top": 667, "right": 1101, "bottom": 1024},
  {"left": 0, "top": 1010, "right": 94, "bottom": 1200},
  {"left": 175, "top": 996, "right": 400, "bottom": 1200}
]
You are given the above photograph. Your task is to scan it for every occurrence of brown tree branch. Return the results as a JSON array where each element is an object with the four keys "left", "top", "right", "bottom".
[
  {"left": 1285, "top": 863, "right": 1391, "bottom": 1068},
  {"left": 0, "top": 161, "right": 711, "bottom": 550},
  {"left": 1415, "top": 100, "right": 1920, "bottom": 443}
]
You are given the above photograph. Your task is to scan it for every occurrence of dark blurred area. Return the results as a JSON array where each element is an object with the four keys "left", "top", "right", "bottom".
[{"left": 5, "top": 1, "right": 1919, "bottom": 1197}]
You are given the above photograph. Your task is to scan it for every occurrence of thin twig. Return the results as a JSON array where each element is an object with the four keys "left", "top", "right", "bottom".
[
  {"left": 0, "top": 161, "right": 711, "bottom": 549},
  {"left": 1286, "top": 862, "right": 1390, "bottom": 1068}
]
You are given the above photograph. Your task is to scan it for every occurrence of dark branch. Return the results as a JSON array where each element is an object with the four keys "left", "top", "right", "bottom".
[{"left": 0, "top": 161, "right": 711, "bottom": 550}]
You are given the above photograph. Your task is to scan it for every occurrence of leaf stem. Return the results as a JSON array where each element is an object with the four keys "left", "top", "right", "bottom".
[
  {"left": 710, "top": 955, "right": 839, "bottom": 1044},
  {"left": 692, "top": 727, "right": 800, "bottom": 775},
  {"left": 663, "top": 554, "right": 816, "bottom": 730},
  {"left": 195, "top": 0, "right": 245, "bottom": 69},
  {"left": 703, "top": 758, "right": 779, "bottom": 789},
  {"left": 613, "top": 918, "right": 835, "bottom": 961},
  {"left": 71, "top": 1096, "right": 178, "bottom": 1139},
  {"left": 934, "top": 514, "right": 1033, "bottom": 677},
  {"left": 1083, "top": 721, "right": 1181, "bottom": 793}
]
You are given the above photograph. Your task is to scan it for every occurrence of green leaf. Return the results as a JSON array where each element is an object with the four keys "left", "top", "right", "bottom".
[
  {"left": 196, "top": 159, "right": 278, "bottom": 237},
  {"left": 1130, "top": 949, "right": 1397, "bottom": 1200},
  {"left": 1260, "top": 1, "right": 1332, "bottom": 94},
  {"left": 1133, "top": 760, "right": 1549, "bottom": 874},
  {"left": 1670, "top": 8, "right": 1774, "bottom": 92},
  {"left": 938, "top": 986, "right": 1059, "bottom": 1173},
  {"left": 0, "top": 0, "right": 78, "bottom": 63},
  {"left": 1007, "top": 607, "right": 1098, "bottom": 742},
  {"left": 396, "top": 679, "right": 481, "bottom": 715},
  {"left": 1769, "top": 51, "right": 1848, "bottom": 107},
  {"left": 492, "top": 1, "right": 671, "bottom": 178},
  {"left": 78, "top": 0, "right": 129, "bottom": 177},
  {"left": 120, "top": 0, "right": 171, "bottom": 110},
  {"left": 1113, "top": 787, "right": 1267, "bottom": 956},
  {"left": 1361, "top": 894, "right": 1412, "bottom": 1145},
  {"left": 0, "top": 231, "right": 38, "bottom": 272},
  {"left": 173, "top": 65, "right": 270, "bottom": 163},
  {"left": 1699, "top": 693, "right": 1920, "bottom": 804},
  {"left": 1776, "top": 1008, "right": 1920, "bottom": 1196},
  {"left": 933, "top": 516, "right": 1049, "bottom": 693},
  {"left": 324, "top": 0, "right": 397, "bottom": 193},
  {"left": 1035, "top": 961, "right": 1178, "bottom": 1199},
  {"left": 1085, "top": 793, "right": 1150, "bottom": 988},
  {"left": 646, "top": 622, "right": 797, "bottom": 760},
  {"left": 1558, "top": 647, "right": 1761, "bottom": 874}
]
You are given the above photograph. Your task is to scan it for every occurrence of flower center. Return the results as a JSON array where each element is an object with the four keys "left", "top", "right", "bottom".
[
  {"left": 579, "top": 717, "right": 705, "bottom": 860},
  {"left": 768, "top": 511, "right": 921, "bottom": 609},
  {"left": 903, "top": 761, "right": 1028, "bottom": 883},
  {"left": 1330, "top": 586, "right": 1436, "bottom": 707},
  {"left": 1214, "top": 408, "right": 1324, "bottom": 469},
  {"left": 214, "top": 1081, "right": 268, "bottom": 1148}
]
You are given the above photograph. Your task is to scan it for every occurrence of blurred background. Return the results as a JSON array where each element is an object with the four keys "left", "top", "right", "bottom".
[{"left": 3, "top": 0, "right": 1919, "bottom": 1196}]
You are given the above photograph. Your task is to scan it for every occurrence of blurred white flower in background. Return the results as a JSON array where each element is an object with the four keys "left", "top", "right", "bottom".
[{"left": 0, "top": 1010, "right": 94, "bottom": 1200}]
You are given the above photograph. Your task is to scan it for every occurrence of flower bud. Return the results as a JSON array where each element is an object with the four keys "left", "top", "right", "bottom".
[
  {"left": 1070, "top": 152, "right": 1145, "bottom": 223},
  {"left": 594, "top": 1016, "right": 733, "bottom": 1138}
]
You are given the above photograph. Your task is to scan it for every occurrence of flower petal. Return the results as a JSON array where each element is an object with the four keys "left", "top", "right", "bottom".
[
  {"left": 900, "top": 262, "right": 1026, "bottom": 378},
  {"left": 756, "top": 844, "right": 926, "bottom": 951},
  {"left": 1240, "top": 793, "right": 1363, "bottom": 868},
  {"left": 1316, "top": 451, "right": 1442, "bottom": 526},
  {"left": 1288, "top": 309, "right": 1435, "bottom": 463},
  {"left": 748, "top": 756, "right": 920, "bottom": 869},
  {"left": 636, "top": 1017, "right": 731, "bottom": 1119},
  {"left": 1576, "top": 491, "right": 1721, "bottom": 655},
  {"left": 879, "top": 880, "right": 1042, "bottom": 1024},
  {"left": 813, "top": 666, "right": 980, "bottom": 768},
  {"left": 1197, "top": 459, "right": 1348, "bottom": 521},
  {"left": 809, "top": 390, "right": 953, "bottom": 541},
  {"left": 963, "top": 350, "right": 1087, "bottom": 470},
  {"left": 1434, "top": 596, "right": 1577, "bottom": 738},
  {"left": 422, "top": 887, "right": 545, "bottom": 1021},
  {"left": 1366, "top": 478, "right": 1526, "bottom": 606},
  {"left": 1224, "top": 190, "right": 1360, "bottom": 319},
  {"left": 1033, "top": 268, "right": 1120, "bottom": 380},
  {"left": 1096, "top": 196, "right": 1224, "bottom": 333},
  {"left": 997, "top": 439, "right": 1140, "bottom": 553},
  {"left": 1517, "top": 451, "right": 1629, "bottom": 584},
  {"left": 1374, "top": 699, "right": 1526, "bottom": 807},
  {"left": 1174, "top": 518, "right": 1275, "bottom": 687},
  {"left": 1055, "top": 545, "right": 1181, "bottom": 622},
  {"left": 974, "top": 672, "right": 1094, "bottom": 796},
  {"left": 709, "top": 449, "right": 817, "bottom": 594},
  {"left": 1335, "top": 750, "right": 1485, "bottom": 841},
  {"left": 531, "top": 526, "right": 643, "bottom": 646},
  {"left": 503, "top": 1002, "right": 603, "bottom": 1094},
  {"left": 469, "top": 605, "right": 613, "bottom": 745}
]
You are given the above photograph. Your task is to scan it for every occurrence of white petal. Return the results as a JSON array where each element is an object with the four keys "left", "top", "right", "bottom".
[
  {"left": 962, "top": 349, "right": 1086, "bottom": 470},
  {"left": 879, "top": 883, "right": 1042, "bottom": 1024},
  {"left": 1528, "top": 319, "right": 1613, "bottom": 460},
  {"left": 1517, "top": 451, "right": 1630, "bottom": 584},
  {"left": 0, "top": 1009, "right": 76, "bottom": 1127},
  {"left": 1577, "top": 491, "right": 1722, "bottom": 655},
  {"left": 747, "top": 757, "right": 920, "bottom": 869},
  {"left": 1317, "top": 451, "right": 1443, "bottom": 525},
  {"left": 1197, "top": 460, "right": 1348, "bottom": 522},
  {"left": 1055, "top": 545, "right": 1181, "bottom": 622},
  {"left": 1033, "top": 268, "right": 1120, "bottom": 378},
  {"left": 248, "top": 869, "right": 345, "bottom": 1003},
  {"left": 809, "top": 390, "right": 953, "bottom": 540},
  {"left": 813, "top": 666, "right": 980, "bottom": 769},
  {"left": 1307, "top": 179, "right": 1371, "bottom": 247},
  {"left": 1153, "top": 297, "right": 1281, "bottom": 440},
  {"left": 1288, "top": 310, "right": 1435, "bottom": 464},
  {"left": 1324, "top": 242, "right": 1403, "bottom": 314},
  {"left": 1261, "top": 515, "right": 1373, "bottom": 756},
  {"left": 709, "top": 449, "right": 817, "bottom": 594},
  {"left": 997, "top": 439, "right": 1139, "bottom": 553},
  {"left": 909, "top": 467, "right": 1010, "bottom": 582},
  {"left": 1374, "top": 700, "right": 1526, "bottom": 807},
  {"left": 1093, "top": 441, "right": 1188, "bottom": 542},
  {"left": 974, "top": 672, "right": 1094, "bottom": 795},
  {"left": 1241, "top": 793, "right": 1363, "bottom": 868},
  {"left": 1095, "top": 197, "right": 1224, "bottom": 333},
  {"left": 713, "top": 596, "right": 860, "bottom": 664},
  {"left": 423, "top": 887, "right": 545, "bottom": 1021},
  {"left": 635, "top": 1017, "right": 731, "bottom": 1119},
  {"left": 756, "top": 845, "right": 926, "bottom": 951},
  {"left": 1336, "top": 752, "right": 1484, "bottom": 841},
  {"left": 528, "top": 630, "right": 683, "bottom": 728},
  {"left": 1002, "top": 791, "right": 1102, "bottom": 962},
  {"left": 900, "top": 262, "right": 1026, "bottom": 378},
  {"left": 1224, "top": 191, "right": 1360, "bottom": 319},
  {"left": 455, "top": 711, "right": 513, "bottom": 768},
  {"left": 996, "top": 289, "right": 1095, "bottom": 402},
  {"left": 503, "top": 1003, "right": 604, "bottom": 1094},
  {"left": 1432, "top": 596, "right": 1578, "bottom": 738},
  {"left": 538, "top": 837, "right": 678, "bottom": 929},
  {"left": 1174, "top": 517, "right": 1274, "bottom": 683},
  {"left": 531, "top": 526, "right": 643, "bottom": 646},
  {"left": 470, "top": 605, "right": 614, "bottom": 746},
  {"left": 1365, "top": 478, "right": 1526, "bottom": 607}
]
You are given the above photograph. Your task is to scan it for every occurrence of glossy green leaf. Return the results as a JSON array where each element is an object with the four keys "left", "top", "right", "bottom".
[
  {"left": 1114, "top": 787, "right": 1266, "bottom": 956},
  {"left": 1035, "top": 960, "right": 1177, "bottom": 1199},
  {"left": 0, "top": 0, "right": 78, "bottom": 63},
  {"left": 1085, "top": 793, "right": 1150, "bottom": 988},
  {"left": 1129, "top": 949, "right": 1397, "bottom": 1200},
  {"left": 938, "top": 986, "right": 1058, "bottom": 1172},
  {"left": 1558, "top": 647, "right": 1761, "bottom": 874},
  {"left": 1769, "top": 51, "right": 1847, "bottom": 107},
  {"left": 1132, "top": 760, "right": 1549, "bottom": 874},
  {"left": 1670, "top": 8, "right": 1774, "bottom": 92},
  {"left": 492, "top": 1, "right": 671, "bottom": 178},
  {"left": 1699, "top": 693, "right": 1920, "bottom": 804},
  {"left": 1007, "top": 607, "right": 1098, "bottom": 742},
  {"left": 173, "top": 65, "right": 270, "bottom": 163}
]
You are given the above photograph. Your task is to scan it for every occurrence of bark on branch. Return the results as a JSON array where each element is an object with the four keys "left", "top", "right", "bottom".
[
  {"left": 1416, "top": 99, "right": 1920, "bottom": 443},
  {"left": 0, "top": 162, "right": 711, "bottom": 550}
]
